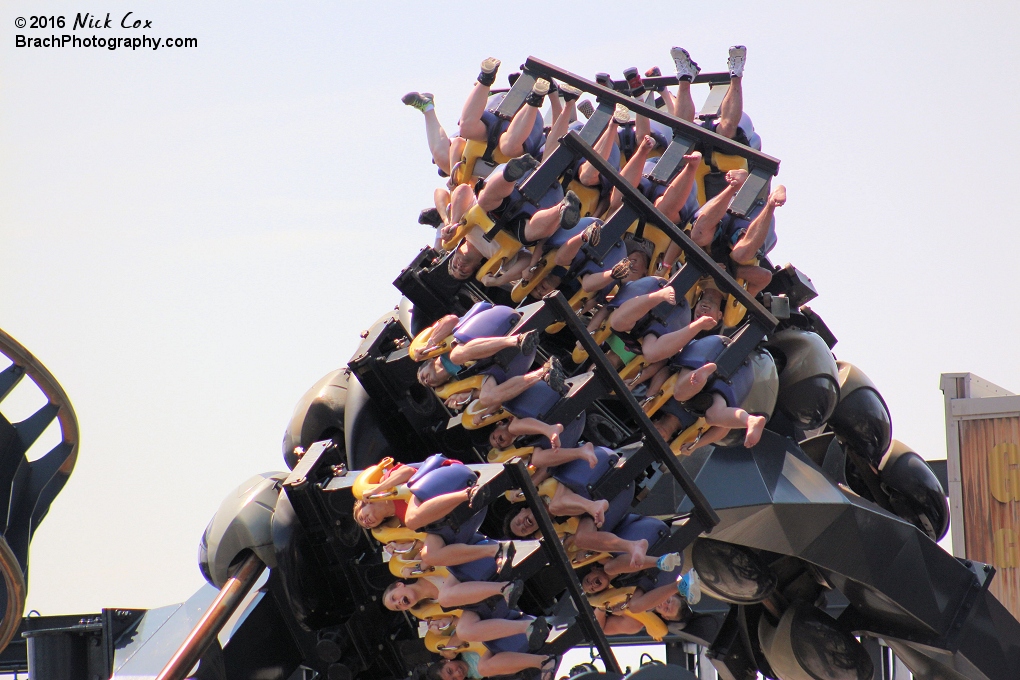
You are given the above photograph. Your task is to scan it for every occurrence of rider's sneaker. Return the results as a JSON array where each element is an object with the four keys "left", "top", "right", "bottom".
[
  {"left": 560, "top": 191, "right": 581, "bottom": 230},
  {"left": 559, "top": 83, "right": 582, "bottom": 102},
  {"left": 526, "top": 78, "right": 551, "bottom": 107},
  {"left": 503, "top": 154, "right": 539, "bottom": 182},
  {"left": 577, "top": 100, "right": 595, "bottom": 119},
  {"left": 418, "top": 207, "right": 442, "bottom": 227},
  {"left": 677, "top": 570, "right": 702, "bottom": 604},
  {"left": 727, "top": 46, "right": 747, "bottom": 78},
  {"left": 401, "top": 92, "right": 434, "bottom": 112},
  {"left": 670, "top": 47, "right": 701, "bottom": 82},
  {"left": 613, "top": 103, "right": 632, "bottom": 125},
  {"left": 623, "top": 67, "right": 645, "bottom": 97},
  {"left": 478, "top": 57, "right": 501, "bottom": 86},
  {"left": 656, "top": 552, "right": 683, "bottom": 572},
  {"left": 644, "top": 66, "right": 664, "bottom": 92}
]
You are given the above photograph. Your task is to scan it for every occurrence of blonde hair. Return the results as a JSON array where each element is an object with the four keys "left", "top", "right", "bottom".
[{"left": 353, "top": 499, "right": 373, "bottom": 528}]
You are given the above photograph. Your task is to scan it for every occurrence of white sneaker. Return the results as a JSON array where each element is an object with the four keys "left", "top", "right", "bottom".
[
  {"left": 677, "top": 570, "right": 702, "bottom": 604},
  {"left": 670, "top": 47, "right": 701, "bottom": 82},
  {"left": 727, "top": 46, "right": 747, "bottom": 78},
  {"left": 613, "top": 103, "right": 632, "bottom": 125},
  {"left": 656, "top": 552, "right": 684, "bottom": 571}
]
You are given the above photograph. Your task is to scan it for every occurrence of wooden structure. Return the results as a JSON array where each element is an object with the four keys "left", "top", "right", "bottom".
[{"left": 941, "top": 372, "right": 1020, "bottom": 617}]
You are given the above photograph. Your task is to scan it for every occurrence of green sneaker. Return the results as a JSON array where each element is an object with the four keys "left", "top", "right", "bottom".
[{"left": 401, "top": 91, "right": 434, "bottom": 113}]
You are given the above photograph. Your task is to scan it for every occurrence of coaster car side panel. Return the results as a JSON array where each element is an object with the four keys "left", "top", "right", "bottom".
[{"left": 677, "top": 431, "right": 1020, "bottom": 679}]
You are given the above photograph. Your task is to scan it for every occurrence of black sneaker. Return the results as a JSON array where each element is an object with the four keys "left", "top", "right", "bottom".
[
  {"left": 502, "top": 579, "right": 525, "bottom": 610},
  {"left": 478, "top": 57, "right": 501, "bottom": 86},
  {"left": 577, "top": 100, "right": 595, "bottom": 119},
  {"left": 558, "top": 83, "right": 582, "bottom": 102},
  {"left": 503, "top": 154, "right": 539, "bottom": 182},
  {"left": 543, "top": 356, "right": 565, "bottom": 394},
  {"left": 418, "top": 207, "right": 443, "bottom": 227},
  {"left": 581, "top": 219, "right": 602, "bottom": 247},
  {"left": 527, "top": 617, "right": 550, "bottom": 652},
  {"left": 560, "top": 191, "right": 581, "bottom": 230},
  {"left": 525, "top": 79, "right": 551, "bottom": 107},
  {"left": 468, "top": 482, "right": 491, "bottom": 511},
  {"left": 610, "top": 258, "right": 634, "bottom": 281},
  {"left": 493, "top": 330, "right": 538, "bottom": 369},
  {"left": 495, "top": 541, "right": 517, "bottom": 580},
  {"left": 519, "top": 329, "right": 539, "bottom": 357}
]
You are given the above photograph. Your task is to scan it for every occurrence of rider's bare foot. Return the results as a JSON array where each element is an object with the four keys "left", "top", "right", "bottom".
[
  {"left": 768, "top": 185, "right": 787, "bottom": 208},
  {"left": 580, "top": 442, "right": 598, "bottom": 468},
  {"left": 547, "top": 423, "right": 564, "bottom": 449},
  {"left": 683, "top": 151, "right": 702, "bottom": 167},
  {"left": 674, "top": 363, "right": 716, "bottom": 402},
  {"left": 725, "top": 169, "right": 749, "bottom": 188},
  {"left": 744, "top": 415, "right": 766, "bottom": 447},
  {"left": 591, "top": 499, "right": 610, "bottom": 528},
  {"left": 638, "top": 135, "right": 657, "bottom": 153},
  {"left": 628, "top": 539, "right": 649, "bottom": 569},
  {"left": 651, "top": 286, "right": 676, "bottom": 306}
]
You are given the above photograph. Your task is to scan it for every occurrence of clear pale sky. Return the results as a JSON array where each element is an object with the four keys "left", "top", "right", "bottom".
[{"left": 2, "top": 0, "right": 1018, "bottom": 620}]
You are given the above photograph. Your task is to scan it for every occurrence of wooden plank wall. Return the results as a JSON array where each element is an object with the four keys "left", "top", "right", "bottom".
[{"left": 960, "top": 416, "right": 1020, "bottom": 617}]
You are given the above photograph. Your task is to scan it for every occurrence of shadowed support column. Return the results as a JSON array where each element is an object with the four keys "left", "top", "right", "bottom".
[
  {"left": 504, "top": 460, "right": 622, "bottom": 675},
  {"left": 155, "top": 553, "right": 265, "bottom": 680}
]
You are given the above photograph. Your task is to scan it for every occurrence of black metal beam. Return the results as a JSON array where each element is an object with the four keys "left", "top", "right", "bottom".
[
  {"left": 522, "top": 58, "right": 780, "bottom": 176},
  {"left": 579, "top": 202, "right": 642, "bottom": 265},
  {"left": 712, "top": 317, "right": 770, "bottom": 380},
  {"left": 647, "top": 138, "right": 698, "bottom": 185},
  {"left": 648, "top": 513, "right": 711, "bottom": 558},
  {"left": 504, "top": 461, "right": 621, "bottom": 675},
  {"left": 560, "top": 130, "right": 778, "bottom": 331},
  {"left": 515, "top": 101, "right": 614, "bottom": 209},
  {"left": 544, "top": 292, "right": 719, "bottom": 533},
  {"left": 484, "top": 100, "right": 615, "bottom": 240},
  {"left": 643, "top": 72, "right": 733, "bottom": 88}
]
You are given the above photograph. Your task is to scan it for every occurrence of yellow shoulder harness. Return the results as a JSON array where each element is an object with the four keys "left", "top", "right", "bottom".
[
  {"left": 434, "top": 374, "right": 486, "bottom": 401},
  {"left": 642, "top": 372, "right": 679, "bottom": 417},
  {"left": 424, "top": 630, "right": 488, "bottom": 656},
  {"left": 670, "top": 419, "right": 709, "bottom": 455},
  {"left": 461, "top": 399, "right": 510, "bottom": 430},
  {"left": 475, "top": 230, "right": 524, "bottom": 283},
  {"left": 371, "top": 519, "right": 426, "bottom": 545},
  {"left": 388, "top": 554, "right": 451, "bottom": 580},
  {"left": 487, "top": 445, "right": 535, "bottom": 464},
  {"left": 409, "top": 328, "right": 455, "bottom": 362},
  {"left": 353, "top": 458, "right": 395, "bottom": 500}
]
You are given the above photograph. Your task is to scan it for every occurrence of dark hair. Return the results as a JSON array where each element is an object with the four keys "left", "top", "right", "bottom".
[
  {"left": 501, "top": 503, "right": 534, "bottom": 539},
  {"left": 469, "top": 422, "right": 499, "bottom": 448},
  {"left": 661, "top": 597, "right": 692, "bottom": 623},
  {"left": 426, "top": 660, "right": 448, "bottom": 680},
  {"left": 382, "top": 580, "right": 412, "bottom": 610}
]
